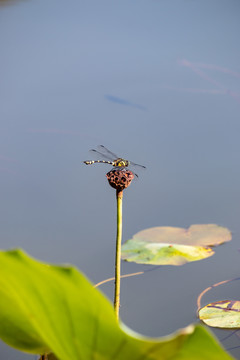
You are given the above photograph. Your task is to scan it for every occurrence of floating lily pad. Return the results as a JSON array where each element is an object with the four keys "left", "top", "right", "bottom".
[
  {"left": 128, "top": 224, "right": 232, "bottom": 246},
  {"left": 122, "top": 224, "right": 231, "bottom": 266},
  {"left": 199, "top": 300, "right": 240, "bottom": 328},
  {"left": 121, "top": 240, "right": 214, "bottom": 265},
  {"left": 0, "top": 249, "right": 233, "bottom": 359}
]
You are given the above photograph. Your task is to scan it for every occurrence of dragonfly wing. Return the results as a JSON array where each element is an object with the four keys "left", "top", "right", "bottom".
[
  {"left": 128, "top": 161, "right": 146, "bottom": 170},
  {"left": 89, "top": 149, "right": 115, "bottom": 161},
  {"left": 97, "top": 145, "right": 119, "bottom": 159}
]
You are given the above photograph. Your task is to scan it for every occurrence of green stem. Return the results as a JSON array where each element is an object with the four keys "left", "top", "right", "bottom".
[
  {"left": 114, "top": 189, "right": 123, "bottom": 320},
  {"left": 39, "top": 354, "right": 47, "bottom": 360}
]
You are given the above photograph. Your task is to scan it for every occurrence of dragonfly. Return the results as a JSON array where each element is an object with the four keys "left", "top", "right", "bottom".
[{"left": 83, "top": 145, "right": 146, "bottom": 176}]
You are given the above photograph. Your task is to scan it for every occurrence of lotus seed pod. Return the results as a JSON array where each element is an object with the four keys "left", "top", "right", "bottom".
[{"left": 106, "top": 169, "right": 134, "bottom": 191}]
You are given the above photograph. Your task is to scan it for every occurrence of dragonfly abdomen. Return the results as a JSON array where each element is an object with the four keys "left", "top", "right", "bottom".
[{"left": 84, "top": 160, "right": 114, "bottom": 165}]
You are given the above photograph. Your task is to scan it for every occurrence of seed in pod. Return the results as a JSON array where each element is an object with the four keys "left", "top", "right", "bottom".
[{"left": 106, "top": 169, "right": 134, "bottom": 191}]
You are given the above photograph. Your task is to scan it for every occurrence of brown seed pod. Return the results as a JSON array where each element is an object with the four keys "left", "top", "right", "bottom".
[{"left": 106, "top": 169, "right": 134, "bottom": 191}]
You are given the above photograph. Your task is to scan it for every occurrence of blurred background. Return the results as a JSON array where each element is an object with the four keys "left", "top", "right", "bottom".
[{"left": 0, "top": 0, "right": 240, "bottom": 358}]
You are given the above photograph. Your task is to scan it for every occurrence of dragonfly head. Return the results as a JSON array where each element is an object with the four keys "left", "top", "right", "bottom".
[{"left": 114, "top": 158, "right": 129, "bottom": 167}]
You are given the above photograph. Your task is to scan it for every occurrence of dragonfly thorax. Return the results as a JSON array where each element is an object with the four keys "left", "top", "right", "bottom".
[{"left": 113, "top": 158, "right": 130, "bottom": 167}]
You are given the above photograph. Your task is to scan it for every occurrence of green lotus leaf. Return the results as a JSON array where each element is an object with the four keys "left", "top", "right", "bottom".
[
  {"left": 199, "top": 300, "right": 240, "bottom": 328},
  {"left": 0, "top": 249, "right": 233, "bottom": 360},
  {"left": 121, "top": 224, "right": 231, "bottom": 265},
  {"left": 121, "top": 240, "right": 214, "bottom": 265}
]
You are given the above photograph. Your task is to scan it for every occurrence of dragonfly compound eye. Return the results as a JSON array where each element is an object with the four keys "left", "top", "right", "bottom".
[{"left": 106, "top": 169, "right": 134, "bottom": 191}]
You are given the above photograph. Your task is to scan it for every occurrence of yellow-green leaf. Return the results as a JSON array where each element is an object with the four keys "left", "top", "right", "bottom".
[
  {"left": 122, "top": 224, "right": 231, "bottom": 266},
  {"left": 121, "top": 239, "right": 214, "bottom": 265},
  {"left": 199, "top": 300, "right": 240, "bottom": 328},
  {"left": 0, "top": 249, "right": 234, "bottom": 359}
]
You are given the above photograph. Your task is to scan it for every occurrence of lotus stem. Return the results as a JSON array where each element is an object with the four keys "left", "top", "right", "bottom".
[
  {"left": 114, "top": 189, "right": 123, "bottom": 320},
  {"left": 39, "top": 354, "right": 48, "bottom": 360}
]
